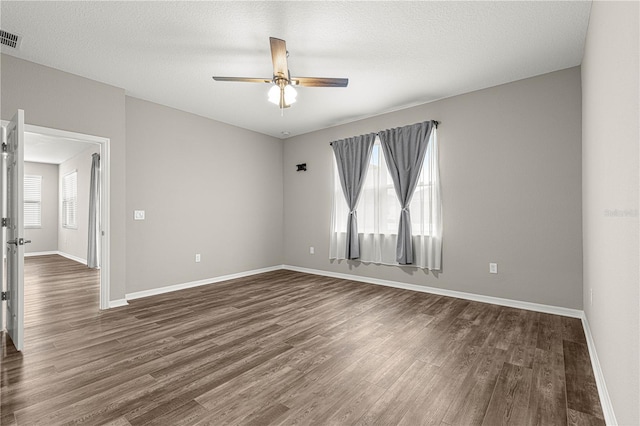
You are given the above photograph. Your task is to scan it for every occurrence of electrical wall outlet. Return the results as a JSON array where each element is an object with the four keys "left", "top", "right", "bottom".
[
  {"left": 489, "top": 263, "right": 498, "bottom": 274},
  {"left": 195, "top": 253, "right": 201, "bottom": 263},
  {"left": 309, "top": 246, "right": 315, "bottom": 255}
]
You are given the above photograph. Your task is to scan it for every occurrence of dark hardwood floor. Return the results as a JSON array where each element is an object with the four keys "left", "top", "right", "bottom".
[{"left": 1, "top": 255, "right": 604, "bottom": 425}]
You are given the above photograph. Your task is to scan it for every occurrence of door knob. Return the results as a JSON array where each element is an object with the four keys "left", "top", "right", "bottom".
[{"left": 7, "top": 238, "right": 31, "bottom": 246}]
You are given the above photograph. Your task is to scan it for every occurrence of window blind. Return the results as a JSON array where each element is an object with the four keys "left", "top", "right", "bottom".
[
  {"left": 24, "top": 175, "right": 42, "bottom": 228},
  {"left": 62, "top": 171, "right": 77, "bottom": 228}
]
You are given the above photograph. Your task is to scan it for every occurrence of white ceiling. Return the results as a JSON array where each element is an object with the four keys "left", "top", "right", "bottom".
[
  {"left": 25, "top": 132, "right": 96, "bottom": 165},
  {"left": 0, "top": 1, "right": 591, "bottom": 139}
]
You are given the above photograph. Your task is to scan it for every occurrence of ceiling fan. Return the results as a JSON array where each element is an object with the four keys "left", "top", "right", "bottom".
[{"left": 213, "top": 37, "right": 349, "bottom": 109}]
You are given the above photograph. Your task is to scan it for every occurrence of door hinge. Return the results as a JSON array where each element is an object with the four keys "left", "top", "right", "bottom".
[
  {"left": 1, "top": 292, "right": 7, "bottom": 301},
  {"left": 2, "top": 143, "right": 6, "bottom": 152},
  {"left": 1, "top": 218, "right": 7, "bottom": 227}
]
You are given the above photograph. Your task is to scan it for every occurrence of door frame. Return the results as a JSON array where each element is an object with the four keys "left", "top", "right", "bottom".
[{"left": 2, "top": 121, "right": 111, "bottom": 310}]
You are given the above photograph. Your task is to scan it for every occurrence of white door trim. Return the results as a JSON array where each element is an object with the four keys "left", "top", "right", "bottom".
[{"left": 2, "top": 121, "right": 111, "bottom": 310}]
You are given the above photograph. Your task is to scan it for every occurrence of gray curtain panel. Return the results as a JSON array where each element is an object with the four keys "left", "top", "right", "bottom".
[
  {"left": 87, "top": 153, "right": 100, "bottom": 268},
  {"left": 331, "top": 133, "right": 376, "bottom": 259},
  {"left": 379, "top": 121, "right": 435, "bottom": 264}
]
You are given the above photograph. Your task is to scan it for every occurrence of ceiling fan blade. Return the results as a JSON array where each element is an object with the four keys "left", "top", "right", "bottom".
[
  {"left": 270, "top": 37, "right": 289, "bottom": 79},
  {"left": 292, "top": 77, "right": 349, "bottom": 88},
  {"left": 212, "top": 77, "right": 272, "bottom": 83}
]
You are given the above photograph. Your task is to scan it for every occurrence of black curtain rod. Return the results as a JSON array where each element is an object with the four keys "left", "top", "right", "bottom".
[
  {"left": 329, "top": 120, "right": 439, "bottom": 145},
  {"left": 376, "top": 120, "right": 439, "bottom": 134}
]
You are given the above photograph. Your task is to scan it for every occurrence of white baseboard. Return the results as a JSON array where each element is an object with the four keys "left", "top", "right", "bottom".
[
  {"left": 56, "top": 251, "right": 87, "bottom": 265},
  {"left": 122, "top": 263, "right": 581, "bottom": 318},
  {"left": 282, "top": 265, "right": 583, "bottom": 318},
  {"left": 581, "top": 313, "right": 617, "bottom": 425},
  {"left": 25, "top": 251, "right": 59, "bottom": 257},
  {"left": 25, "top": 250, "right": 87, "bottom": 265},
  {"left": 125, "top": 265, "right": 285, "bottom": 301},
  {"left": 108, "top": 299, "right": 128, "bottom": 309}
]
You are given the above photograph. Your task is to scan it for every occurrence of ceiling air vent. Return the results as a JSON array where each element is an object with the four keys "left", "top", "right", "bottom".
[{"left": 0, "top": 30, "right": 22, "bottom": 49}]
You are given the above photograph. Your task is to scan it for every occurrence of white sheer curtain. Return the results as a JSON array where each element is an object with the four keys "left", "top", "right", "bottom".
[{"left": 330, "top": 130, "right": 442, "bottom": 270}]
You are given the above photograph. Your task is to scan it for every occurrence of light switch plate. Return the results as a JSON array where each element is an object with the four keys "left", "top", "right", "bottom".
[
  {"left": 134, "top": 210, "right": 145, "bottom": 220},
  {"left": 489, "top": 263, "right": 498, "bottom": 274}
]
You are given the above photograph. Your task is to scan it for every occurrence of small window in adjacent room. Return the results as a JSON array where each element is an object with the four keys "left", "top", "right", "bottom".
[
  {"left": 62, "top": 170, "right": 78, "bottom": 229},
  {"left": 24, "top": 175, "right": 42, "bottom": 228}
]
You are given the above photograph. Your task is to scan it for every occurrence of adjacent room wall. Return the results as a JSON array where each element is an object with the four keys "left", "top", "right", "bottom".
[
  {"left": 58, "top": 145, "right": 100, "bottom": 263},
  {"left": 125, "top": 97, "right": 284, "bottom": 293},
  {"left": 582, "top": 2, "right": 640, "bottom": 424},
  {"left": 24, "top": 161, "right": 58, "bottom": 253},
  {"left": 284, "top": 67, "right": 583, "bottom": 309},
  {"left": 1, "top": 54, "right": 127, "bottom": 301}
]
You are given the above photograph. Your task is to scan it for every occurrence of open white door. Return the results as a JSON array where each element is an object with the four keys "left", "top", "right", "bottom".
[
  {"left": 0, "top": 124, "right": 3, "bottom": 333},
  {"left": 3, "top": 110, "right": 26, "bottom": 351}
]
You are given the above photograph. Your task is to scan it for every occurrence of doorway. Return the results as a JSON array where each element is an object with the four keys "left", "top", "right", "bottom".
[{"left": 3, "top": 121, "right": 111, "bottom": 311}]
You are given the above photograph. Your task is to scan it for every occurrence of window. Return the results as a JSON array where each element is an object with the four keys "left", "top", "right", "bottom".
[
  {"left": 330, "top": 131, "right": 442, "bottom": 269},
  {"left": 24, "top": 175, "right": 42, "bottom": 228},
  {"left": 62, "top": 171, "right": 78, "bottom": 229}
]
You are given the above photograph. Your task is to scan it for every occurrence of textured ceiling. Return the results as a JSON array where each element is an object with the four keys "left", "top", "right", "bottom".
[{"left": 0, "top": 1, "right": 591, "bottom": 139}]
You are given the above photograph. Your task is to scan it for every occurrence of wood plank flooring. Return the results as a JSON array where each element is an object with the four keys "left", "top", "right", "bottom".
[{"left": 1, "top": 255, "right": 604, "bottom": 425}]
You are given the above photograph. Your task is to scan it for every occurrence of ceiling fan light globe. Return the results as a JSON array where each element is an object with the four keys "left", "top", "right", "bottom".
[
  {"left": 268, "top": 85, "right": 281, "bottom": 105},
  {"left": 284, "top": 84, "right": 297, "bottom": 105}
]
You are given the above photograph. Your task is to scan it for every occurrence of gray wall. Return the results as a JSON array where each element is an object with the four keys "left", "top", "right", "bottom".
[
  {"left": 125, "top": 97, "right": 284, "bottom": 293},
  {"left": 58, "top": 145, "right": 100, "bottom": 262},
  {"left": 582, "top": 2, "right": 639, "bottom": 424},
  {"left": 1, "top": 54, "right": 127, "bottom": 301},
  {"left": 24, "top": 161, "right": 58, "bottom": 253},
  {"left": 1, "top": 54, "right": 285, "bottom": 299},
  {"left": 284, "top": 67, "right": 583, "bottom": 309}
]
